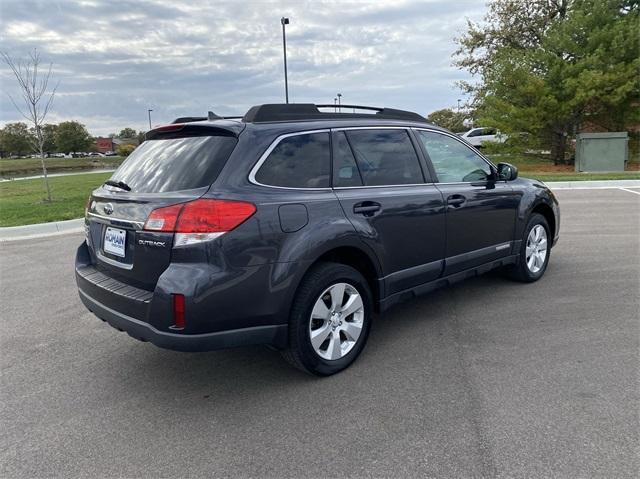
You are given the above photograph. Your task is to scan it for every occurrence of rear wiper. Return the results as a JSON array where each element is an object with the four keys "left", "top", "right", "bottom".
[{"left": 103, "top": 180, "right": 131, "bottom": 191}]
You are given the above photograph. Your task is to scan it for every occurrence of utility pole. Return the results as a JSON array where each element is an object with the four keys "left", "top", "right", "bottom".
[
  {"left": 148, "top": 109, "right": 153, "bottom": 130},
  {"left": 281, "top": 17, "right": 290, "bottom": 103}
]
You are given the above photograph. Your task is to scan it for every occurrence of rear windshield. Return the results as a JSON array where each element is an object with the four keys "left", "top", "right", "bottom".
[{"left": 109, "top": 135, "right": 237, "bottom": 193}]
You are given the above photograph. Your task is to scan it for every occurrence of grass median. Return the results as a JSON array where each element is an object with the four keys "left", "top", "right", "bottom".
[
  {"left": 484, "top": 154, "right": 640, "bottom": 181},
  {"left": 0, "top": 172, "right": 112, "bottom": 227}
]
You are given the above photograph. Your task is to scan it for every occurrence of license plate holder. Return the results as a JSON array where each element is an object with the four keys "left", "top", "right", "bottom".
[{"left": 103, "top": 227, "right": 127, "bottom": 258}]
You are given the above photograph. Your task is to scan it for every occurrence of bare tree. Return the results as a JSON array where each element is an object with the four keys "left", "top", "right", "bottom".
[{"left": 2, "top": 49, "right": 58, "bottom": 201}]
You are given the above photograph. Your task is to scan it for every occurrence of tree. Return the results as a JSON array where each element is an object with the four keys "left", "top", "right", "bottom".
[
  {"left": 0, "top": 122, "right": 33, "bottom": 156},
  {"left": 118, "top": 127, "right": 137, "bottom": 138},
  {"left": 56, "top": 121, "right": 92, "bottom": 153},
  {"left": 455, "top": 0, "right": 640, "bottom": 164},
  {"left": 1, "top": 49, "right": 58, "bottom": 200},
  {"left": 427, "top": 108, "right": 468, "bottom": 132},
  {"left": 136, "top": 130, "right": 146, "bottom": 144}
]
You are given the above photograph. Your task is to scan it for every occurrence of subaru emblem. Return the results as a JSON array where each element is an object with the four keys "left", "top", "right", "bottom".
[{"left": 103, "top": 203, "right": 114, "bottom": 215}]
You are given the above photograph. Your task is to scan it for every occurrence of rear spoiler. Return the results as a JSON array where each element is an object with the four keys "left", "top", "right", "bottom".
[{"left": 146, "top": 122, "right": 243, "bottom": 140}]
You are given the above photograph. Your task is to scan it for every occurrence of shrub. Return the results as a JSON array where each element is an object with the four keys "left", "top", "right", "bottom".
[{"left": 116, "top": 144, "right": 136, "bottom": 157}]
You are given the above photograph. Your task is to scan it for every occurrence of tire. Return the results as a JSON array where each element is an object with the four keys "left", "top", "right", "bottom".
[
  {"left": 506, "top": 213, "right": 551, "bottom": 282},
  {"left": 281, "top": 262, "right": 373, "bottom": 376}
]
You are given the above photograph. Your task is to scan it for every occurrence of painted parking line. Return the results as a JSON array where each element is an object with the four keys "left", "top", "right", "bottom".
[{"left": 618, "top": 187, "right": 640, "bottom": 195}]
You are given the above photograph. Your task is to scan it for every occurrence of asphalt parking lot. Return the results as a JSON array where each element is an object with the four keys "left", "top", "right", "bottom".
[{"left": 1, "top": 188, "right": 638, "bottom": 478}]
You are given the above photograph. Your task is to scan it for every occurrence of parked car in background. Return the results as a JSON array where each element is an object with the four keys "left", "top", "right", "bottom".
[
  {"left": 76, "top": 103, "right": 559, "bottom": 376},
  {"left": 104, "top": 151, "right": 117, "bottom": 156},
  {"left": 459, "top": 127, "right": 506, "bottom": 148},
  {"left": 88, "top": 152, "right": 105, "bottom": 157}
]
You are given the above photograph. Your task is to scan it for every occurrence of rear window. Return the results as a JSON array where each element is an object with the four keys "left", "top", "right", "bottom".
[
  {"left": 109, "top": 134, "right": 237, "bottom": 193},
  {"left": 254, "top": 132, "right": 330, "bottom": 188}
]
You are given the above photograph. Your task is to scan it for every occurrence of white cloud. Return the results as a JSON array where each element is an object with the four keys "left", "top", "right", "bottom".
[{"left": 0, "top": 0, "right": 485, "bottom": 135}]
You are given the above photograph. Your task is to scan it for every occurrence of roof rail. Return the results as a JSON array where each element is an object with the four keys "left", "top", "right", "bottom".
[{"left": 242, "top": 103, "right": 427, "bottom": 123}]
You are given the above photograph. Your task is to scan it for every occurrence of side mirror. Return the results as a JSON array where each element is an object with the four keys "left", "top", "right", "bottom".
[{"left": 497, "top": 162, "right": 518, "bottom": 181}]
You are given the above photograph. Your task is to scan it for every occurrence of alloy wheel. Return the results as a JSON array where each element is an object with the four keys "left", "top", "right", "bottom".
[
  {"left": 308, "top": 282, "right": 364, "bottom": 361},
  {"left": 526, "top": 224, "right": 548, "bottom": 273}
]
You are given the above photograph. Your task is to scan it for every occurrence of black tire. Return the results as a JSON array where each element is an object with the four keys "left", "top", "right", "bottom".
[
  {"left": 281, "top": 262, "right": 373, "bottom": 376},
  {"left": 506, "top": 213, "right": 551, "bottom": 282}
]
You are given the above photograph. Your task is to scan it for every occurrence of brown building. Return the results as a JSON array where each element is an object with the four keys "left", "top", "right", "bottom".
[
  {"left": 95, "top": 137, "right": 114, "bottom": 153},
  {"left": 94, "top": 137, "right": 139, "bottom": 153}
]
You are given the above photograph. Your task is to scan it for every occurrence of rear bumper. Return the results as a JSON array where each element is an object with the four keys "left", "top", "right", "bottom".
[{"left": 79, "top": 288, "right": 288, "bottom": 352}]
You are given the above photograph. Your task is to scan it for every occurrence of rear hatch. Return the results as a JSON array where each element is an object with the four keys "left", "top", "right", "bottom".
[{"left": 85, "top": 124, "right": 240, "bottom": 290}]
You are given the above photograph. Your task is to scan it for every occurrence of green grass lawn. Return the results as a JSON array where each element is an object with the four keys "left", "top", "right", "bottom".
[
  {"left": 0, "top": 156, "right": 124, "bottom": 177},
  {"left": 0, "top": 172, "right": 111, "bottom": 227}
]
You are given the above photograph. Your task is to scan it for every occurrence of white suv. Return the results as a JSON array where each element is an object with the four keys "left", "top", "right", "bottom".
[{"left": 459, "top": 127, "right": 506, "bottom": 148}]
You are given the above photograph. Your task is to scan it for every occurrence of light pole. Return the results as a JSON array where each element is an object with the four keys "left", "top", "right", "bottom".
[
  {"left": 281, "top": 17, "right": 290, "bottom": 103},
  {"left": 334, "top": 97, "right": 337, "bottom": 112},
  {"left": 337, "top": 93, "right": 342, "bottom": 112},
  {"left": 147, "top": 109, "right": 153, "bottom": 130},
  {"left": 457, "top": 99, "right": 461, "bottom": 112}
]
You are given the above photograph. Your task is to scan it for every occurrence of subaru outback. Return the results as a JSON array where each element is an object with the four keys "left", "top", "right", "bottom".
[{"left": 76, "top": 103, "right": 560, "bottom": 375}]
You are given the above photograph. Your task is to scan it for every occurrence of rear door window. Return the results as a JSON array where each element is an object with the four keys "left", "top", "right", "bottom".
[
  {"left": 109, "top": 134, "right": 237, "bottom": 193},
  {"left": 255, "top": 132, "right": 330, "bottom": 188},
  {"left": 344, "top": 129, "right": 424, "bottom": 186}
]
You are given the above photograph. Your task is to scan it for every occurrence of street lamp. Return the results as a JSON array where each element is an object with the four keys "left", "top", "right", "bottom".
[
  {"left": 281, "top": 17, "right": 290, "bottom": 104},
  {"left": 457, "top": 99, "right": 461, "bottom": 112},
  {"left": 147, "top": 109, "right": 153, "bottom": 130},
  {"left": 334, "top": 97, "right": 337, "bottom": 112},
  {"left": 337, "top": 93, "right": 342, "bottom": 112}
]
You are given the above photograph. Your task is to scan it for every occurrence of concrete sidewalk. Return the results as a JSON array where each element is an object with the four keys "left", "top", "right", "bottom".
[
  {"left": 1, "top": 179, "right": 638, "bottom": 241},
  {"left": 544, "top": 179, "right": 640, "bottom": 189},
  {"left": 0, "top": 169, "right": 116, "bottom": 182}
]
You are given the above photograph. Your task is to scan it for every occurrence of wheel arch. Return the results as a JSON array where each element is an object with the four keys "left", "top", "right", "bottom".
[
  {"left": 287, "top": 242, "right": 384, "bottom": 316},
  {"left": 531, "top": 202, "right": 556, "bottom": 240}
]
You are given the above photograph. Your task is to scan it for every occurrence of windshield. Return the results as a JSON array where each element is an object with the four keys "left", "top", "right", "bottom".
[{"left": 109, "top": 135, "right": 237, "bottom": 193}]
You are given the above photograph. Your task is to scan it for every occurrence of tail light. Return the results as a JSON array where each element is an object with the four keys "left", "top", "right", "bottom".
[{"left": 144, "top": 199, "right": 256, "bottom": 246}]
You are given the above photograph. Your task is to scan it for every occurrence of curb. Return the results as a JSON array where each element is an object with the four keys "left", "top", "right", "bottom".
[
  {"left": 0, "top": 169, "right": 116, "bottom": 182},
  {"left": 1, "top": 180, "right": 638, "bottom": 242},
  {"left": 0, "top": 218, "right": 84, "bottom": 242},
  {"left": 545, "top": 179, "right": 640, "bottom": 189}
]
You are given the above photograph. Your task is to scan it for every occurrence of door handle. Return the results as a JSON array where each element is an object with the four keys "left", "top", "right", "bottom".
[
  {"left": 447, "top": 195, "right": 466, "bottom": 208},
  {"left": 353, "top": 201, "right": 381, "bottom": 216}
]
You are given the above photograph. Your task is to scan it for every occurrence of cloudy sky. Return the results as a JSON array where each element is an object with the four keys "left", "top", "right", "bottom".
[{"left": 0, "top": 0, "right": 485, "bottom": 136}]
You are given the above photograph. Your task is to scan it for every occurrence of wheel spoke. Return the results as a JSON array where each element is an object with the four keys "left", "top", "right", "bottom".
[
  {"left": 534, "top": 226, "right": 541, "bottom": 242},
  {"left": 341, "top": 321, "right": 362, "bottom": 342},
  {"left": 341, "top": 293, "right": 363, "bottom": 317},
  {"left": 327, "top": 332, "right": 342, "bottom": 360},
  {"left": 534, "top": 252, "right": 543, "bottom": 269},
  {"left": 311, "top": 300, "right": 330, "bottom": 320},
  {"left": 329, "top": 283, "right": 346, "bottom": 311},
  {"left": 537, "top": 238, "right": 547, "bottom": 251},
  {"left": 310, "top": 322, "right": 332, "bottom": 350},
  {"left": 527, "top": 254, "right": 536, "bottom": 270},
  {"left": 526, "top": 245, "right": 534, "bottom": 257}
]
